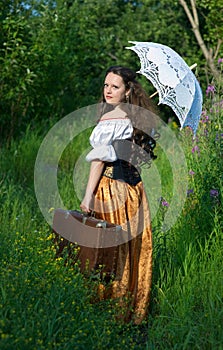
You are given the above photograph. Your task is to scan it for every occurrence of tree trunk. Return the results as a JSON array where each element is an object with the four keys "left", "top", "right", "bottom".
[{"left": 179, "top": 0, "right": 220, "bottom": 80}]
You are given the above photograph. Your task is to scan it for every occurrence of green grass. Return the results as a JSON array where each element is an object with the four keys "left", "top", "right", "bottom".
[{"left": 0, "top": 89, "right": 223, "bottom": 349}]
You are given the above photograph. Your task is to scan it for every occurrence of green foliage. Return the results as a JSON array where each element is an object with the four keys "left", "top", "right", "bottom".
[
  {"left": 1, "top": 0, "right": 222, "bottom": 141},
  {"left": 0, "top": 126, "right": 42, "bottom": 188},
  {"left": 0, "top": 12, "right": 37, "bottom": 140},
  {"left": 0, "top": 184, "right": 149, "bottom": 349},
  {"left": 148, "top": 77, "right": 223, "bottom": 347},
  {"left": 198, "top": 0, "right": 223, "bottom": 46}
]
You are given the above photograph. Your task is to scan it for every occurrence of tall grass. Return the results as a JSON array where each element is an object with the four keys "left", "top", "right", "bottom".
[
  {"left": 148, "top": 80, "right": 223, "bottom": 349},
  {"left": 0, "top": 82, "right": 223, "bottom": 349}
]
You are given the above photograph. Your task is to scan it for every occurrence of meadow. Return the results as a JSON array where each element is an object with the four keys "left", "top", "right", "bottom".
[{"left": 0, "top": 86, "right": 222, "bottom": 349}]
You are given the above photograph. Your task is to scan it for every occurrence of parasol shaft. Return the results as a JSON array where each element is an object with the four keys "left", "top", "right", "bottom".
[{"left": 149, "top": 63, "right": 197, "bottom": 98}]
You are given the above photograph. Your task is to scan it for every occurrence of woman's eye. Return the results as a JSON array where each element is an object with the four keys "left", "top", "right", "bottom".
[{"left": 103, "top": 84, "right": 119, "bottom": 89}]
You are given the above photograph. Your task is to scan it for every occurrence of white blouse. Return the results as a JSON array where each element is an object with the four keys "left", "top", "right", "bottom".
[{"left": 86, "top": 118, "right": 133, "bottom": 162}]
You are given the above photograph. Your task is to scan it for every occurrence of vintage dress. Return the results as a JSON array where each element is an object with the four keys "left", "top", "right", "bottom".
[{"left": 82, "top": 116, "right": 153, "bottom": 325}]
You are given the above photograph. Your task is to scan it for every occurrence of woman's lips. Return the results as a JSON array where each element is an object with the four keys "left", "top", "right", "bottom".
[{"left": 106, "top": 96, "right": 112, "bottom": 99}]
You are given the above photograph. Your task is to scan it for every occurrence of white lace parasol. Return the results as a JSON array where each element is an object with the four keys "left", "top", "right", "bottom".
[{"left": 126, "top": 41, "right": 203, "bottom": 134}]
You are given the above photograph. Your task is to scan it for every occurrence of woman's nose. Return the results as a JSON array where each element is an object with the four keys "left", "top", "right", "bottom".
[{"left": 106, "top": 85, "right": 112, "bottom": 93}]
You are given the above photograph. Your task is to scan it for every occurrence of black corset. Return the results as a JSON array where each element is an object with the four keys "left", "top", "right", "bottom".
[{"left": 102, "top": 159, "right": 141, "bottom": 186}]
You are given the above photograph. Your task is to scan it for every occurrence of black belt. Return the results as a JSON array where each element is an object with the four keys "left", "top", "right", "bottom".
[{"left": 102, "top": 160, "right": 141, "bottom": 186}]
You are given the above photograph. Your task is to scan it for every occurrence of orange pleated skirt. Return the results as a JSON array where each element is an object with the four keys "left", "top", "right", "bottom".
[
  {"left": 94, "top": 176, "right": 152, "bottom": 324},
  {"left": 79, "top": 176, "right": 152, "bottom": 325}
]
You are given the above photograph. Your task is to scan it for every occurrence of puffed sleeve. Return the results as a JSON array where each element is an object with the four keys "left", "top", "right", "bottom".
[{"left": 86, "top": 119, "right": 133, "bottom": 162}]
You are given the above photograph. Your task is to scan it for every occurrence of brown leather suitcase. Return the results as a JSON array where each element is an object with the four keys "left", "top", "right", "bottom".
[{"left": 52, "top": 209, "right": 124, "bottom": 277}]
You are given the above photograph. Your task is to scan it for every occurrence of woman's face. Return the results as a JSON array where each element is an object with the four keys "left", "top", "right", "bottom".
[{"left": 103, "top": 72, "right": 129, "bottom": 105}]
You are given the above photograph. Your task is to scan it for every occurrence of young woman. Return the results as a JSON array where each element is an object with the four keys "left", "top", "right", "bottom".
[{"left": 80, "top": 66, "right": 158, "bottom": 325}]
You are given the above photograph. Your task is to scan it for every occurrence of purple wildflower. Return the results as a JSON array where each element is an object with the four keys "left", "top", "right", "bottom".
[
  {"left": 192, "top": 145, "right": 200, "bottom": 154},
  {"left": 201, "top": 115, "right": 209, "bottom": 123},
  {"left": 215, "top": 133, "right": 223, "bottom": 140},
  {"left": 187, "top": 189, "right": 194, "bottom": 197},
  {"left": 206, "top": 85, "right": 215, "bottom": 96},
  {"left": 189, "top": 170, "right": 195, "bottom": 176},
  {"left": 218, "top": 58, "right": 223, "bottom": 64},
  {"left": 210, "top": 189, "right": 219, "bottom": 197},
  {"left": 161, "top": 200, "right": 169, "bottom": 207},
  {"left": 204, "top": 129, "right": 208, "bottom": 137}
]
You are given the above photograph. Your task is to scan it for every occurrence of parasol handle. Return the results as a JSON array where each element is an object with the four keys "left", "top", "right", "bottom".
[{"left": 149, "top": 63, "right": 198, "bottom": 98}]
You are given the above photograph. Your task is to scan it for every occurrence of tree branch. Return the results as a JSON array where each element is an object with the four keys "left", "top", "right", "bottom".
[
  {"left": 179, "top": 0, "right": 219, "bottom": 79},
  {"left": 190, "top": 0, "right": 199, "bottom": 27},
  {"left": 213, "top": 39, "right": 223, "bottom": 60},
  {"left": 108, "top": 52, "right": 118, "bottom": 60}
]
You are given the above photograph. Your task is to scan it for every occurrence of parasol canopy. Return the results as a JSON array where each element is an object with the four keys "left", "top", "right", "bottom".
[{"left": 126, "top": 41, "right": 203, "bottom": 134}]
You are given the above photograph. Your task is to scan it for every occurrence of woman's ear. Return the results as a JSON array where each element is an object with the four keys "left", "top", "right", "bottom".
[
  {"left": 125, "top": 88, "right": 131, "bottom": 99},
  {"left": 125, "top": 94, "right": 130, "bottom": 102}
]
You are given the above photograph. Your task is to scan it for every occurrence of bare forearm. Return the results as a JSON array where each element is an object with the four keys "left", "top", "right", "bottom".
[
  {"left": 85, "top": 160, "right": 104, "bottom": 196},
  {"left": 80, "top": 160, "right": 104, "bottom": 212}
]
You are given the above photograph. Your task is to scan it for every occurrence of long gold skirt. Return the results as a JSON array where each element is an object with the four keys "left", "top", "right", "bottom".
[
  {"left": 79, "top": 176, "right": 152, "bottom": 325},
  {"left": 94, "top": 176, "right": 152, "bottom": 324}
]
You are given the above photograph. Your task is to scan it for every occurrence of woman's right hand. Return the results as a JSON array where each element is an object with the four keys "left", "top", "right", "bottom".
[{"left": 80, "top": 193, "right": 93, "bottom": 213}]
